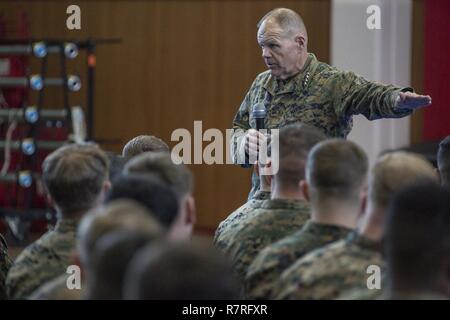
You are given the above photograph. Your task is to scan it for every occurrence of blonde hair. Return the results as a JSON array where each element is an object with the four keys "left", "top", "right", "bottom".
[{"left": 369, "top": 152, "right": 438, "bottom": 208}]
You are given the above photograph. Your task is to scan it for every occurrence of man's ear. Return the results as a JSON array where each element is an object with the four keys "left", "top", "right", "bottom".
[
  {"left": 184, "top": 195, "right": 196, "bottom": 225},
  {"left": 295, "top": 35, "right": 306, "bottom": 49},
  {"left": 436, "top": 168, "right": 442, "bottom": 184},
  {"left": 46, "top": 194, "right": 55, "bottom": 208},
  {"left": 359, "top": 188, "right": 368, "bottom": 220},
  {"left": 103, "top": 180, "right": 112, "bottom": 193},
  {"left": 299, "top": 180, "right": 310, "bottom": 202},
  {"left": 260, "top": 158, "right": 272, "bottom": 176}
]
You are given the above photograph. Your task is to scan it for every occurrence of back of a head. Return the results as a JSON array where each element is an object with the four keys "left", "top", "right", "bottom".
[
  {"left": 274, "top": 123, "right": 326, "bottom": 189},
  {"left": 385, "top": 182, "right": 450, "bottom": 290},
  {"left": 124, "top": 240, "right": 240, "bottom": 300},
  {"left": 307, "top": 139, "right": 368, "bottom": 203},
  {"left": 77, "top": 199, "right": 164, "bottom": 270},
  {"left": 257, "top": 8, "right": 308, "bottom": 40},
  {"left": 124, "top": 152, "right": 193, "bottom": 199},
  {"left": 42, "top": 143, "right": 109, "bottom": 215},
  {"left": 105, "top": 174, "right": 179, "bottom": 228},
  {"left": 106, "top": 152, "right": 128, "bottom": 184},
  {"left": 437, "top": 135, "right": 450, "bottom": 187},
  {"left": 122, "top": 135, "right": 169, "bottom": 158},
  {"left": 369, "top": 151, "right": 438, "bottom": 208},
  {"left": 86, "top": 231, "right": 156, "bottom": 300}
]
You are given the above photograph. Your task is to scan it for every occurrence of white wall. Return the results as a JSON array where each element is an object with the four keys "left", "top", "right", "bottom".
[{"left": 331, "top": 0, "right": 412, "bottom": 165}]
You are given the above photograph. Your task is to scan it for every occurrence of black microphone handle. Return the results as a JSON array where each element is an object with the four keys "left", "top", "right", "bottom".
[{"left": 255, "top": 118, "right": 265, "bottom": 131}]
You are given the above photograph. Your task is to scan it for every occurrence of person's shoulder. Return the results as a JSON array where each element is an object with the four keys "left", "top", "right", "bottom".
[{"left": 252, "top": 70, "right": 271, "bottom": 86}]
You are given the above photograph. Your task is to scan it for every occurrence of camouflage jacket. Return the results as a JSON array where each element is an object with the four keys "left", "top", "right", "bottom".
[
  {"left": 214, "top": 191, "right": 270, "bottom": 252},
  {"left": 245, "top": 220, "right": 351, "bottom": 299},
  {"left": 231, "top": 52, "right": 413, "bottom": 197},
  {"left": 6, "top": 219, "right": 78, "bottom": 300},
  {"left": 274, "top": 232, "right": 384, "bottom": 300},
  {"left": 29, "top": 273, "right": 83, "bottom": 300},
  {"left": 0, "top": 234, "right": 12, "bottom": 300},
  {"left": 225, "top": 198, "right": 310, "bottom": 282}
]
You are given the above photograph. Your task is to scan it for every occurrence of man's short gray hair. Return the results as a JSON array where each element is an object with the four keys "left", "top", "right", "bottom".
[{"left": 257, "top": 8, "right": 308, "bottom": 39}]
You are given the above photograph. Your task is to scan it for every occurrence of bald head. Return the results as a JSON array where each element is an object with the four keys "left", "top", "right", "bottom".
[{"left": 258, "top": 8, "right": 308, "bottom": 40}]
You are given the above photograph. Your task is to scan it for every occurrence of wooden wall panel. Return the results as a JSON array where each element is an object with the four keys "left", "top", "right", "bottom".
[{"left": 0, "top": 0, "right": 330, "bottom": 231}]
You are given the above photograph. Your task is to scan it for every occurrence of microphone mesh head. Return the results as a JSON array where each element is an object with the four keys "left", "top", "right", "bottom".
[{"left": 252, "top": 103, "right": 266, "bottom": 119}]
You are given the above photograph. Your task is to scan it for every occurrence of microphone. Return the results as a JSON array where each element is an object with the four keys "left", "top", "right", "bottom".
[{"left": 252, "top": 103, "right": 266, "bottom": 130}]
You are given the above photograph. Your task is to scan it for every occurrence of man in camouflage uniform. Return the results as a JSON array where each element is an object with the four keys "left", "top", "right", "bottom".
[
  {"left": 0, "top": 234, "right": 12, "bottom": 299},
  {"left": 214, "top": 164, "right": 271, "bottom": 251},
  {"left": 273, "top": 151, "right": 438, "bottom": 300},
  {"left": 245, "top": 139, "right": 368, "bottom": 299},
  {"left": 231, "top": 8, "right": 432, "bottom": 198},
  {"left": 6, "top": 143, "right": 110, "bottom": 299},
  {"left": 224, "top": 124, "right": 326, "bottom": 282},
  {"left": 382, "top": 183, "right": 450, "bottom": 300}
]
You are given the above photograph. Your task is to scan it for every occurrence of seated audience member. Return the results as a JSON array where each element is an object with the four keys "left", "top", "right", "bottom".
[
  {"left": 122, "top": 135, "right": 169, "bottom": 159},
  {"left": 0, "top": 234, "right": 12, "bottom": 300},
  {"left": 245, "top": 139, "right": 368, "bottom": 299},
  {"left": 6, "top": 143, "right": 110, "bottom": 300},
  {"left": 274, "top": 151, "right": 438, "bottom": 300},
  {"left": 29, "top": 199, "right": 163, "bottom": 300},
  {"left": 124, "top": 152, "right": 196, "bottom": 241},
  {"left": 437, "top": 135, "right": 450, "bottom": 187},
  {"left": 384, "top": 183, "right": 450, "bottom": 300},
  {"left": 105, "top": 151, "right": 128, "bottom": 184},
  {"left": 85, "top": 231, "right": 158, "bottom": 299},
  {"left": 123, "top": 240, "right": 240, "bottom": 299},
  {"left": 106, "top": 174, "right": 179, "bottom": 228},
  {"left": 214, "top": 162, "right": 271, "bottom": 251},
  {"left": 222, "top": 124, "right": 326, "bottom": 281}
]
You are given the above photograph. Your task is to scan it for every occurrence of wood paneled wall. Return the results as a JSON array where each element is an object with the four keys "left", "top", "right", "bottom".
[{"left": 0, "top": 1, "right": 331, "bottom": 231}]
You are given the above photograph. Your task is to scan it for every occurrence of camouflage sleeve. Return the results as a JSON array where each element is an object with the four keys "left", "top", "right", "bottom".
[
  {"left": 0, "top": 235, "right": 13, "bottom": 300},
  {"left": 230, "top": 80, "right": 254, "bottom": 166},
  {"left": 335, "top": 71, "right": 414, "bottom": 121}
]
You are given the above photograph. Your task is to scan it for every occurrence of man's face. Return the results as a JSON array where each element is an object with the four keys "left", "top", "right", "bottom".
[{"left": 257, "top": 21, "right": 302, "bottom": 80}]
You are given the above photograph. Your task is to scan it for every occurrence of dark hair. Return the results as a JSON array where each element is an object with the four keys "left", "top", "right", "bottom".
[
  {"left": 42, "top": 143, "right": 109, "bottom": 215},
  {"left": 124, "top": 240, "right": 240, "bottom": 300},
  {"left": 124, "top": 152, "right": 193, "bottom": 198},
  {"left": 437, "top": 135, "right": 450, "bottom": 187},
  {"left": 85, "top": 231, "right": 157, "bottom": 300},
  {"left": 105, "top": 152, "right": 128, "bottom": 184},
  {"left": 106, "top": 174, "right": 179, "bottom": 227},
  {"left": 122, "top": 135, "right": 169, "bottom": 158},
  {"left": 307, "top": 139, "right": 368, "bottom": 202},
  {"left": 385, "top": 182, "right": 450, "bottom": 290},
  {"left": 274, "top": 123, "right": 326, "bottom": 188}
]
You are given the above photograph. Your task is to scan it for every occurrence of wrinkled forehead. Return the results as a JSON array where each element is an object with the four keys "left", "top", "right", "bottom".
[{"left": 257, "top": 20, "right": 287, "bottom": 42}]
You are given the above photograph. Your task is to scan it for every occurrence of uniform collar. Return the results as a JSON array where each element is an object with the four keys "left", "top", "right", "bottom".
[
  {"left": 262, "top": 53, "right": 317, "bottom": 96},
  {"left": 260, "top": 198, "right": 309, "bottom": 211},
  {"left": 252, "top": 190, "right": 271, "bottom": 201},
  {"left": 302, "top": 220, "right": 352, "bottom": 236},
  {"left": 346, "top": 231, "right": 383, "bottom": 253},
  {"left": 54, "top": 218, "right": 78, "bottom": 234}
]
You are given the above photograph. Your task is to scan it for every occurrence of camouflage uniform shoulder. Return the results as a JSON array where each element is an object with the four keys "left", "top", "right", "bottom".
[
  {"left": 227, "top": 199, "right": 310, "bottom": 282},
  {"left": 6, "top": 219, "right": 78, "bottom": 300},
  {"left": 29, "top": 273, "right": 83, "bottom": 300},
  {"left": 214, "top": 199, "right": 265, "bottom": 252},
  {"left": 245, "top": 221, "right": 351, "bottom": 299},
  {"left": 274, "top": 233, "right": 384, "bottom": 300},
  {"left": 338, "top": 287, "right": 383, "bottom": 300},
  {"left": 0, "top": 234, "right": 12, "bottom": 300}
]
